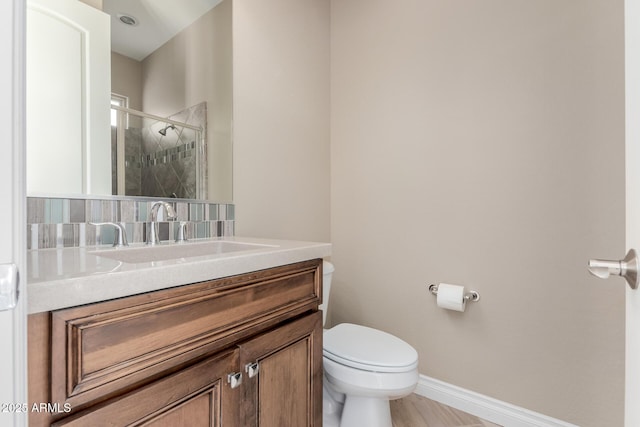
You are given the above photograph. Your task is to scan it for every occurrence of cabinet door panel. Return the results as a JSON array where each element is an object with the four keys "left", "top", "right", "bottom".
[
  {"left": 141, "top": 393, "right": 213, "bottom": 427},
  {"left": 239, "top": 312, "right": 323, "bottom": 427},
  {"left": 53, "top": 350, "right": 239, "bottom": 427},
  {"left": 259, "top": 339, "right": 309, "bottom": 426}
]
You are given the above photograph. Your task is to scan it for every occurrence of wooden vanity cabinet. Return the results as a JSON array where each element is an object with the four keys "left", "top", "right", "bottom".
[{"left": 28, "top": 259, "right": 323, "bottom": 427}]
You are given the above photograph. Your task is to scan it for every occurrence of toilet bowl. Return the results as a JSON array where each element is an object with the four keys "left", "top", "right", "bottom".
[{"left": 321, "top": 262, "right": 419, "bottom": 427}]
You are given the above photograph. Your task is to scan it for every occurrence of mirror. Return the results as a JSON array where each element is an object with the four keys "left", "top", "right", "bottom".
[{"left": 26, "top": 0, "right": 233, "bottom": 202}]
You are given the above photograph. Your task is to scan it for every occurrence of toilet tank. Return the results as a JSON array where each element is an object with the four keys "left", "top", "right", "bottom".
[{"left": 320, "top": 261, "right": 334, "bottom": 326}]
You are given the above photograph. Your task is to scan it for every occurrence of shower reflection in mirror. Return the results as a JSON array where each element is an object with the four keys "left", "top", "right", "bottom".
[{"left": 110, "top": 101, "right": 206, "bottom": 199}]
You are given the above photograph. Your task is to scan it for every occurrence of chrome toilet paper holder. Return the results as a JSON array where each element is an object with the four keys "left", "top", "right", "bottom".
[{"left": 428, "top": 284, "right": 480, "bottom": 302}]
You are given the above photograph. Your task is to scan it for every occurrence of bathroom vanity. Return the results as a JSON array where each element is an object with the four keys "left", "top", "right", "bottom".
[{"left": 26, "top": 238, "right": 330, "bottom": 426}]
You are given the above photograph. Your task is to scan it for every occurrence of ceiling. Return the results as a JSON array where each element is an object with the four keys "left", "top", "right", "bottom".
[{"left": 103, "top": 0, "right": 223, "bottom": 61}]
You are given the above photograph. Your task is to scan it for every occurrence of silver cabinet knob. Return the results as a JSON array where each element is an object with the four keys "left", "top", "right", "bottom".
[
  {"left": 245, "top": 362, "right": 259, "bottom": 378},
  {"left": 588, "top": 249, "right": 639, "bottom": 289},
  {"left": 227, "top": 372, "right": 243, "bottom": 388}
]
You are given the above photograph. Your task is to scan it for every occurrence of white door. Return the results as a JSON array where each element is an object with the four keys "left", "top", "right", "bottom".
[
  {"left": 626, "top": 0, "right": 640, "bottom": 424},
  {"left": 595, "top": 0, "right": 640, "bottom": 424},
  {"left": 26, "top": 0, "right": 111, "bottom": 195},
  {"left": 0, "top": 0, "right": 27, "bottom": 427}
]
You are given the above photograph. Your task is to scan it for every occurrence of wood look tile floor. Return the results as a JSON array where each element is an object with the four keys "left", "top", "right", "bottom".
[{"left": 390, "top": 393, "right": 502, "bottom": 427}]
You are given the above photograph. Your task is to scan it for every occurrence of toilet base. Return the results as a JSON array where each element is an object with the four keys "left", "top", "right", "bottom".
[
  {"left": 323, "top": 384, "right": 343, "bottom": 427},
  {"left": 341, "top": 395, "right": 392, "bottom": 427},
  {"left": 323, "top": 382, "right": 393, "bottom": 427}
]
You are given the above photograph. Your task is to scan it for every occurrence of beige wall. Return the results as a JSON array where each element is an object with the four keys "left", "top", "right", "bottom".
[
  {"left": 330, "top": 1, "right": 624, "bottom": 426},
  {"left": 232, "top": 0, "right": 330, "bottom": 242},
  {"left": 111, "top": 52, "right": 142, "bottom": 110},
  {"left": 141, "top": 0, "right": 233, "bottom": 202},
  {"left": 231, "top": 0, "right": 624, "bottom": 424}
]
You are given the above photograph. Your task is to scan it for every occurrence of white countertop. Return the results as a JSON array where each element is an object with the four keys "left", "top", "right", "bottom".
[{"left": 27, "top": 236, "right": 332, "bottom": 314}]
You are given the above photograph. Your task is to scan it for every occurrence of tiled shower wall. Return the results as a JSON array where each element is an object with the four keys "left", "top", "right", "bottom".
[
  {"left": 27, "top": 196, "right": 235, "bottom": 250},
  {"left": 141, "top": 103, "right": 206, "bottom": 199},
  {"left": 110, "top": 103, "right": 206, "bottom": 199}
]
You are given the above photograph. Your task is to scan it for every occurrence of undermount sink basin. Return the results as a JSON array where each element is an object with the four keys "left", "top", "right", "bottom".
[{"left": 90, "top": 240, "right": 277, "bottom": 264}]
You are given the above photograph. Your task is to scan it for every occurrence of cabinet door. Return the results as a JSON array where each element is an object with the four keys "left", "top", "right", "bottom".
[
  {"left": 239, "top": 312, "right": 323, "bottom": 427},
  {"left": 53, "top": 350, "right": 241, "bottom": 427}
]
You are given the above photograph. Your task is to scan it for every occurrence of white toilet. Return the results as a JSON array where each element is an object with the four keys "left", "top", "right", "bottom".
[{"left": 321, "top": 261, "right": 419, "bottom": 427}]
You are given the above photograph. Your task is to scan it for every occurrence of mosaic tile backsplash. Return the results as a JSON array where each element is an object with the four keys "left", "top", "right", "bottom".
[{"left": 27, "top": 196, "right": 235, "bottom": 250}]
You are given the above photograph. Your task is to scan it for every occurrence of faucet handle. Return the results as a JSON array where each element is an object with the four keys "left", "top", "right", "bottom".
[
  {"left": 175, "top": 221, "right": 189, "bottom": 243},
  {"left": 90, "top": 222, "right": 129, "bottom": 247}
]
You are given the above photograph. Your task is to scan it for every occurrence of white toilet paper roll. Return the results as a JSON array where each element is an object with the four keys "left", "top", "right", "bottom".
[{"left": 436, "top": 283, "right": 466, "bottom": 312}]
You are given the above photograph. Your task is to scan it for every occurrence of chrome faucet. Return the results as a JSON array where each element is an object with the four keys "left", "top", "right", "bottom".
[{"left": 147, "top": 201, "right": 176, "bottom": 245}]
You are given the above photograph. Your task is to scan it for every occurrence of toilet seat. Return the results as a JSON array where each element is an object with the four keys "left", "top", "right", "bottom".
[{"left": 323, "top": 323, "right": 418, "bottom": 373}]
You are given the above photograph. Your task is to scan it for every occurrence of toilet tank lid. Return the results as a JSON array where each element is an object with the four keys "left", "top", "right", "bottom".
[
  {"left": 323, "top": 323, "right": 418, "bottom": 371},
  {"left": 323, "top": 261, "right": 335, "bottom": 274}
]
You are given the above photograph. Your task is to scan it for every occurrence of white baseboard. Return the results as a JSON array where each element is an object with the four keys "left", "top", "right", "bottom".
[{"left": 414, "top": 375, "right": 579, "bottom": 427}]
